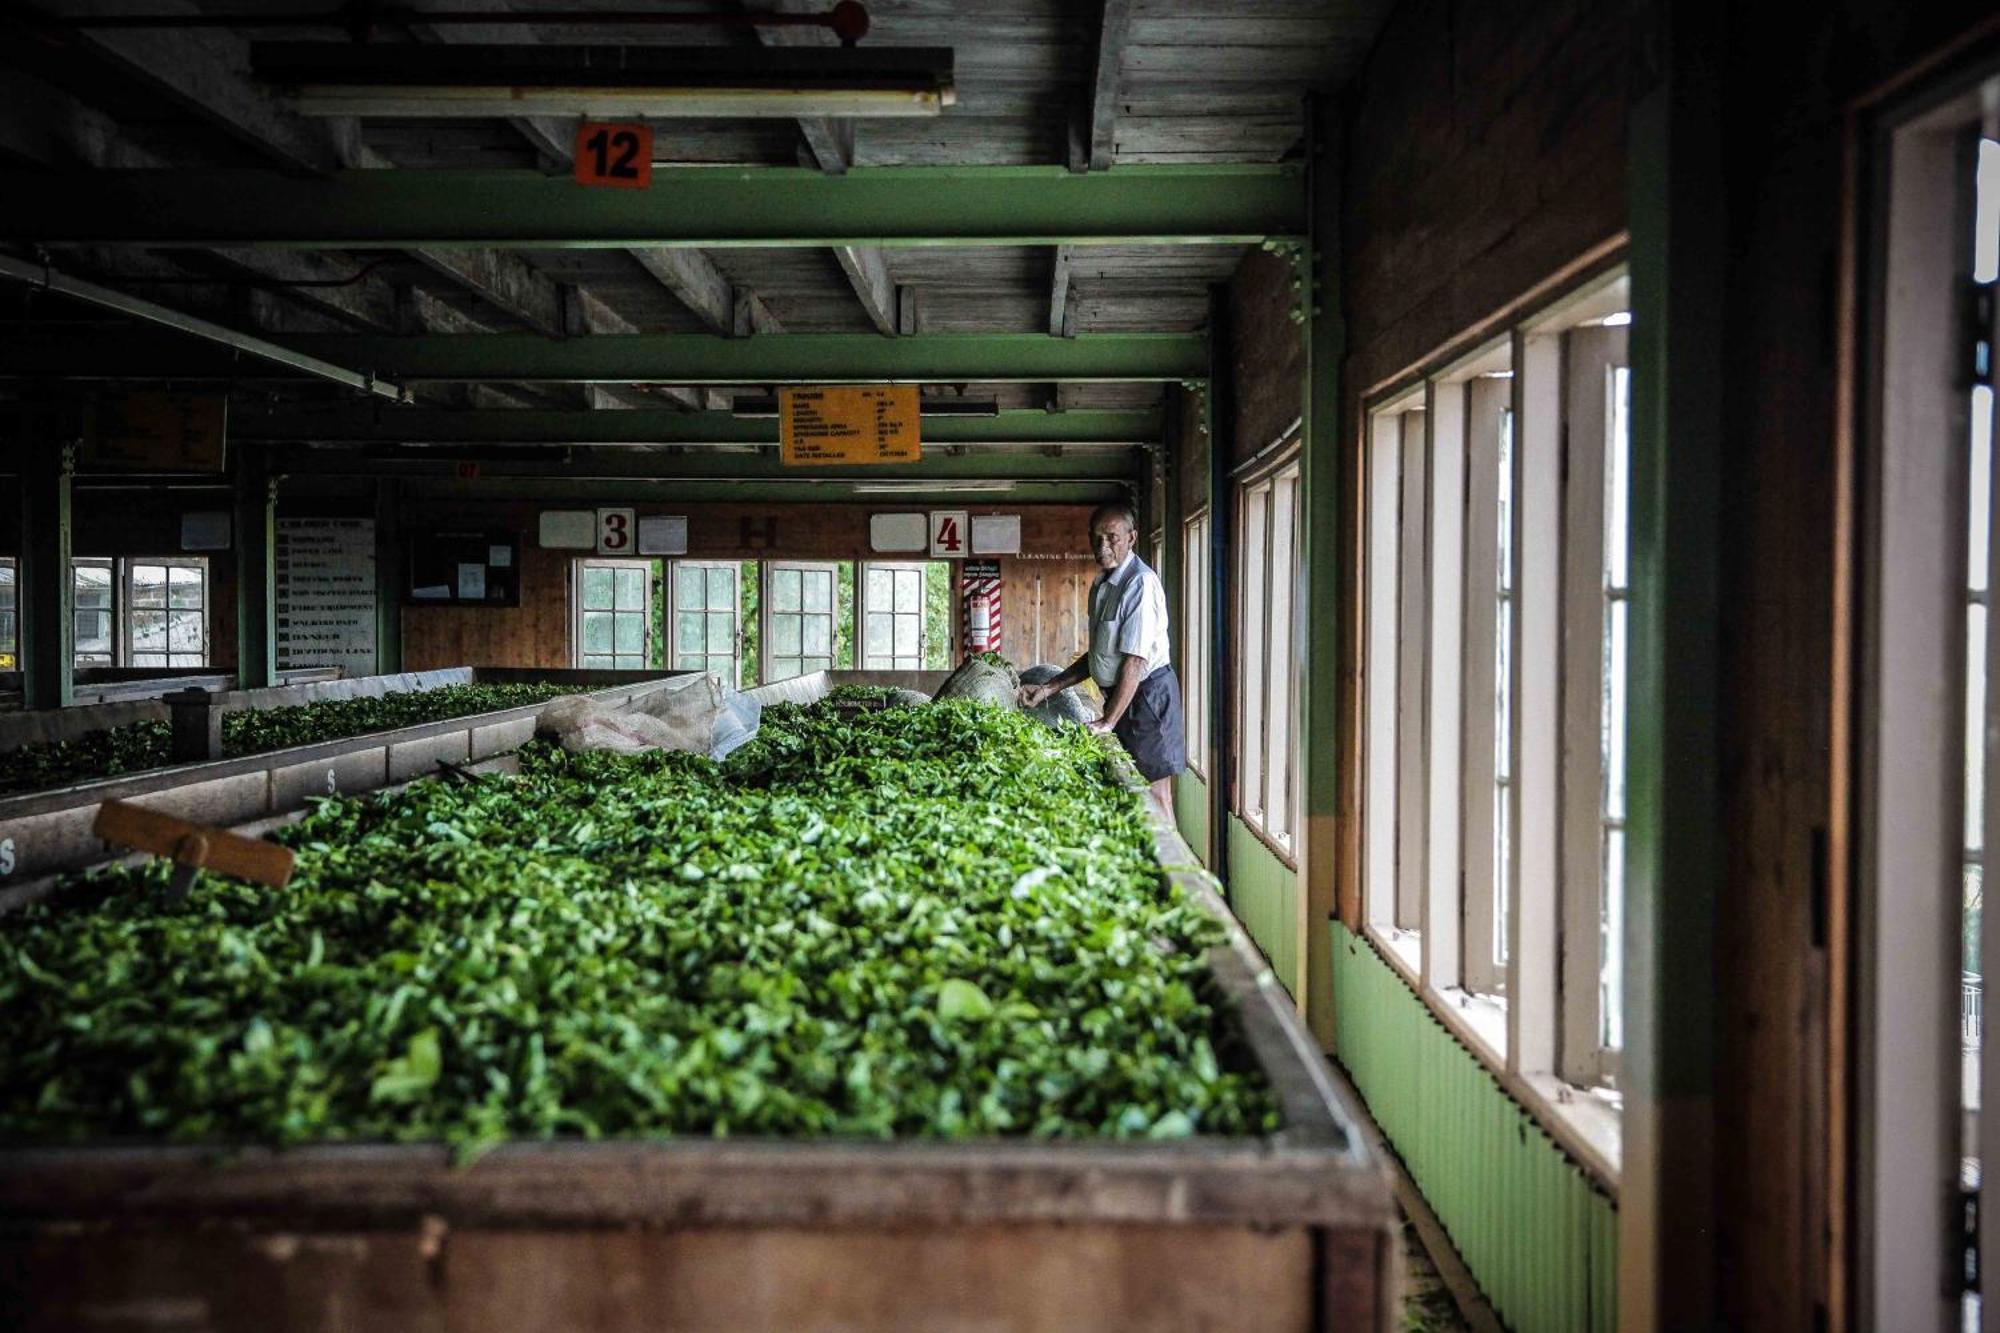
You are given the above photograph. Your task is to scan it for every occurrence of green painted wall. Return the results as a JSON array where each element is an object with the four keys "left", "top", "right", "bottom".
[
  {"left": 1226, "top": 816, "right": 1297, "bottom": 996},
  {"left": 1332, "top": 922, "right": 1617, "bottom": 1331},
  {"left": 1175, "top": 772, "right": 1210, "bottom": 867}
]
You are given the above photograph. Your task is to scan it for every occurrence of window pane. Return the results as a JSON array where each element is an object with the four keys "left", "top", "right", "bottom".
[
  {"left": 131, "top": 610, "right": 168, "bottom": 651},
  {"left": 614, "top": 613, "right": 643, "bottom": 654},
  {"left": 582, "top": 654, "right": 612, "bottom": 670},
  {"left": 895, "top": 571, "right": 919, "bottom": 614},
  {"left": 1971, "top": 607, "right": 1989, "bottom": 857},
  {"left": 867, "top": 566, "right": 891, "bottom": 608},
  {"left": 1607, "top": 368, "right": 1633, "bottom": 590},
  {"left": 169, "top": 611, "right": 202, "bottom": 655},
  {"left": 805, "top": 655, "right": 833, "bottom": 674},
  {"left": 769, "top": 656, "right": 801, "bottom": 681},
  {"left": 895, "top": 615, "right": 919, "bottom": 660},
  {"left": 805, "top": 570, "right": 832, "bottom": 612},
  {"left": 678, "top": 563, "right": 705, "bottom": 608},
  {"left": 675, "top": 612, "right": 704, "bottom": 656},
  {"left": 74, "top": 609, "right": 112, "bottom": 654},
  {"left": 707, "top": 612, "right": 732, "bottom": 653},
  {"left": 132, "top": 652, "right": 166, "bottom": 668},
  {"left": 614, "top": 567, "right": 645, "bottom": 610},
  {"left": 803, "top": 615, "right": 831, "bottom": 657},
  {"left": 707, "top": 566, "right": 732, "bottom": 608},
  {"left": 774, "top": 617, "right": 802, "bottom": 656},
  {"left": 773, "top": 569, "right": 800, "bottom": 612},
  {"left": 168, "top": 565, "right": 203, "bottom": 609},
  {"left": 131, "top": 565, "right": 168, "bottom": 608},
  {"left": 582, "top": 566, "right": 613, "bottom": 609},
  {"left": 1973, "top": 385, "right": 1994, "bottom": 593},
  {"left": 1606, "top": 599, "right": 1630, "bottom": 823},
  {"left": 74, "top": 564, "right": 112, "bottom": 610},
  {"left": 865, "top": 615, "right": 891, "bottom": 658},
  {"left": 582, "top": 613, "right": 614, "bottom": 653},
  {"left": 1603, "top": 825, "right": 1626, "bottom": 1049}
]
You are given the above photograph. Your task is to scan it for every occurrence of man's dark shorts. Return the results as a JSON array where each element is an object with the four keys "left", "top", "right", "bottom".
[{"left": 1113, "top": 666, "right": 1187, "bottom": 782}]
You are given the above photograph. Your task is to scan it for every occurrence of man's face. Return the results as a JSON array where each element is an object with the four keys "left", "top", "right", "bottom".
[{"left": 1090, "top": 514, "right": 1135, "bottom": 571}]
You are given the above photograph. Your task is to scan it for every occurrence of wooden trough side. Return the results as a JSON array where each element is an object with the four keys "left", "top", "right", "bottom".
[
  {"left": 0, "top": 734, "right": 1398, "bottom": 1331},
  {"left": 0, "top": 669, "right": 689, "bottom": 898}
]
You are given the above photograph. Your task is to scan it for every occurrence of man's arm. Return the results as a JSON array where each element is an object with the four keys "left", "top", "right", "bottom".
[
  {"left": 1091, "top": 652, "right": 1150, "bottom": 733},
  {"left": 1018, "top": 654, "right": 1090, "bottom": 708}
]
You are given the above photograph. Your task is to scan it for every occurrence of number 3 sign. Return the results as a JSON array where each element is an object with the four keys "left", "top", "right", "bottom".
[
  {"left": 575, "top": 122, "right": 653, "bottom": 190},
  {"left": 597, "top": 509, "right": 635, "bottom": 554}
]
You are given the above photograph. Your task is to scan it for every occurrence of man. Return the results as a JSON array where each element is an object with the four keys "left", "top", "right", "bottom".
[{"left": 1019, "top": 501, "right": 1186, "bottom": 815}]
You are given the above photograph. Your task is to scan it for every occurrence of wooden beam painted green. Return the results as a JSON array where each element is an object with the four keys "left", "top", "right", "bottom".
[
  {"left": 0, "top": 331, "right": 1205, "bottom": 386},
  {"left": 18, "top": 437, "right": 74, "bottom": 711},
  {"left": 0, "top": 164, "right": 1305, "bottom": 250},
  {"left": 231, "top": 406, "right": 1162, "bottom": 447},
  {"left": 272, "top": 445, "right": 1147, "bottom": 483}
]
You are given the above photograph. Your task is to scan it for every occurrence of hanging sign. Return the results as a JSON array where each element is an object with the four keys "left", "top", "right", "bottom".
[
  {"left": 779, "top": 385, "right": 921, "bottom": 466},
  {"left": 574, "top": 121, "right": 653, "bottom": 189},
  {"left": 82, "top": 391, "right": 227, "bottom": 472},
  {"left": 962, "top": 559, "right": 1002, "bottom": 655}
]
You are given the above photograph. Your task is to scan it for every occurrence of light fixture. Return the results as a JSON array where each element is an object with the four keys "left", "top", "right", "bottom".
[
  {"left": 851, "top": 480, "right": 1017, "bottom": 494},
  {"left": 1592, "top": 311, "right": 1633, "bottom": 327},
  {"left": 253, "top": 42, "right": 954, "bottom": 119}
]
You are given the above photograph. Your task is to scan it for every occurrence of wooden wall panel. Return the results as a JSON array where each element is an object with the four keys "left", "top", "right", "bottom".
[
  {"left": 1228, "top": 248, "right": 1305, "bottom": 467},
  {"left": 998, "top": 557, "right": 1096, "bottom": 672}
]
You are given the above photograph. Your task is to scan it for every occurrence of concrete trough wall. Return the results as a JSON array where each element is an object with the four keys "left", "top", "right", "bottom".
[{"left": 0, "top": 671, "right": 688, "bottom": 896}]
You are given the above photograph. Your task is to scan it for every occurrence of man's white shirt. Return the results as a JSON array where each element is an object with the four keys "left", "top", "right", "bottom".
[{"left": 1087, "top": 552, "right": 1171, "bottom": 690}]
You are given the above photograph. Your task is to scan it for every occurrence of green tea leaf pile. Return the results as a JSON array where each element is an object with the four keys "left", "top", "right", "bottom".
[
  {"left": 0, "top": 701, "right": 1277, "bottom": 1150},
  {"left": 0, "top": 684, "right": 584, "bottom": 797}
]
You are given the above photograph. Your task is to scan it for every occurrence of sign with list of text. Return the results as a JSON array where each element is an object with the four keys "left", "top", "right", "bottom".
[{"left": 779, "top": 385, "right": 921, "bottom": 466}]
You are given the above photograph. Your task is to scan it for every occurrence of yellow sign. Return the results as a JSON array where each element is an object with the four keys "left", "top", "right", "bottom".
[
  {"left": 82, "top": 391, "right": 228, "bottom": 472},
  {"left": 780, "top": 385, "right": 922, "bottom": 466}
]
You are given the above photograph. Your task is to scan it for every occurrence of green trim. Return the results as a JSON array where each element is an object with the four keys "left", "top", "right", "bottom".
[
  {"left": 1, "top": 332, "right": 1207, "bottom": 387},
  {"left": 232, "top": 407, "right": 1162, "bottom": 447},
  {"left": 17, "top": 444, "right": 74, "bottom": 710},
  {"left": 1174, "top": 771, "right": 1211, "bottom": 868},
  {"left": 275, "top": 446, "right": 1145, "bottom": 484},
  {"left": 1226, "top": 815, "right": 1297, "bottom": 995},
  {"left": 1333, "top": 922, "right": 1617, "bottom": 1332},
  {"left": 0, "top": 165, "right": 1305, "bottom": 250},
  {"left": 233, "top": 450, "right": 277, "bottom": 689}
]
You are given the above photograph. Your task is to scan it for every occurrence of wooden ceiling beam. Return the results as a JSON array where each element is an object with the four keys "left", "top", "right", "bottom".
[{"left": 1081, "top": 0, "right": 1135, "bottom": 172}]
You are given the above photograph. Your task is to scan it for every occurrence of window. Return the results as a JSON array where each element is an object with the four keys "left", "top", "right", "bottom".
[
  {"left": 0, "top": 557, "right": 17, "bottom": 669},
  {"left": 1182, "top": 511, "right": 1212, "bottom": 775},
  {"left": 1234, "top": 453, "right": 1302, "bottom": 857},
  {"left": 860, "top": 562, "right": 927, "bottom": 670},
  {"left": 764, "top": 561, "right": 838, "bottom": 681},
  {"left": 669, "top": 560, "right": 741, "bottom": 685},
  {"left": 574, "top": 559, "right": 651, "bottom": 669},
  {"left": 1359, "top": 269, "right": 1632, "bottom": 1168},
  {"left": 64, "top": 557, "right": 210, "bottom": 670}
]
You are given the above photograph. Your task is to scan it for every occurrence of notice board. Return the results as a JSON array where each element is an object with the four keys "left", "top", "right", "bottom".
[
  {"left": 409, "top": 529, "right": 520, "bottom": 608},
  {"left": 779, "top": 385, "right": 921, "bottom": 465},
  {"left": 276, "top": 517, "right": 377, "bottom": 676}
]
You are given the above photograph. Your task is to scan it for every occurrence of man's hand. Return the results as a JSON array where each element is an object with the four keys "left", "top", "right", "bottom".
[
  {"left": 1087, "top": 718, "right": 1114, "bottom": 736},
  {"left": 1018, "top": 683, "right": 1055, "bottom": 708}
]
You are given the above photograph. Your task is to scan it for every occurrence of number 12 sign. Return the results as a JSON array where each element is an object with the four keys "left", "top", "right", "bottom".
[
  {"left": 575, "top": 122, "right": 653, "bottom": 190},
  {"left": 930, "top": 510, "right": 969, "bottom": 559}
]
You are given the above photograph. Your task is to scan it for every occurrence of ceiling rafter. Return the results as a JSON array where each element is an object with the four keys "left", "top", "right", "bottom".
[{"left": 1079, "top": 0, "right": 1135, "bottom": 173}]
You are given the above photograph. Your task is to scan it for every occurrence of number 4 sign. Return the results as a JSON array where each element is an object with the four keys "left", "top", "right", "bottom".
[
  {"left": 930, "top": 510, "right": 969, "bottom": 559},
  {"left": 575, "top": 122, "right": 653, "bottom": 190}
]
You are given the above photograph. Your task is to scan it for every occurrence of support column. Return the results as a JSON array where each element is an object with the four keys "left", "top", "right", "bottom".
[
  {"left": 234, "top": 447, "right": 277, "bottom": 689},
  {"left": 18, "top": 422, "right": 74, "bottom": 712},
  {"left": 373, "top": 478, "right": 404, "bottom": 674},
  {"left": 1622, "top": 4, "right": 1725, "bottom": 1328},
  {"left": 1206, "top": 291, "right": 1235, "bottom": 915},
  {"left": 1298, "top": 94, "right": 1345, "bottom": 1048}
]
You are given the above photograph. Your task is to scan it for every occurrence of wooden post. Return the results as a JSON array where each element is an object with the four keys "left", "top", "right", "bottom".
[
  {"left": 375, "top": 478, "right": 405, "bottom": 674},
  {"left": 18, "top": 422, "right": 74, "bottom": 712},
  {"left": 234, "top": 446, "right": 277, "bottom": 689}
]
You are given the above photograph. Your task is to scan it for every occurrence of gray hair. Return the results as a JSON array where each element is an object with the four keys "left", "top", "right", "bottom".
[{"left": 1089, "top": 500, "right": 1138, "bottom": 532}]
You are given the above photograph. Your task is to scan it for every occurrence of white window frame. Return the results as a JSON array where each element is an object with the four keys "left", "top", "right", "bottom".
[
  {"left": 67, "top": 556, "right": 210, "bottom": 670},
  {"left": 858, "top": 561, "right": 928, "bottom": 671},
  {"left": 667, "top": 559, "right": 741, "bottom": 686},
  {"left": 762, "top": 560, "right": 839, "bottom": 682},
  {"left": 572, "top": 557, "right": 653, "bottom": 670},
  {"left": 1233, "top": 451, "right": 1302, "bottom": 861},
  {"left": 1181, "top": 510, "right": 1212, "bottom": 777},
  {"left": 0, "top": 557, "right": 15, "bottom": 669},
  {"left": 1357, "top": 268, "right": 1634, "bottom": 1187}
]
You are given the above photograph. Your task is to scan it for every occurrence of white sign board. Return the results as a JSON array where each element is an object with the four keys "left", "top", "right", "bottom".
[
  {"left": 930, "top": 510, "right": 970, "bottom": 559},
  {"left": 596, "top": 508, "right": 636, "bottom": 555},
  {"left": 276, "top": 517, "right": 377, "bottom": 677},
  {"left": 637, "top": 514, "right": 688, "bottom": 555},
  {"left": 538, "top": 510, "right": 595, "bottom": 549},
  {"left": 870, "top": 512, "right": 928, "bottom": 552},
  {"left": 969, "top": 514, "right": 1022, "bottom": 555}
]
